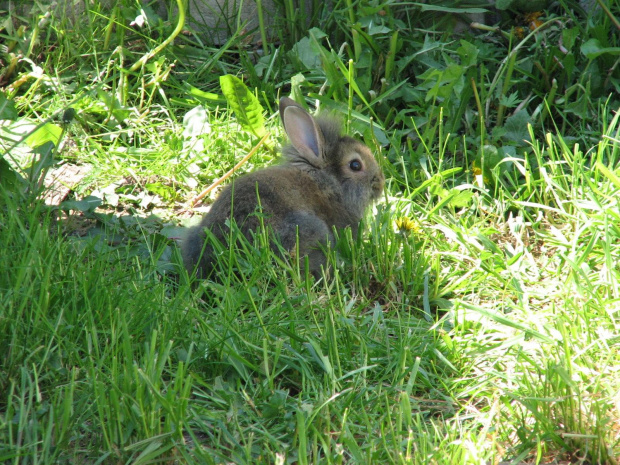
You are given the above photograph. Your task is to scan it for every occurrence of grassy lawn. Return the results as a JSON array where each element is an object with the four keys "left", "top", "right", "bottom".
[{"left": 1, "top": 1, "right": 620, "bottom": 463}]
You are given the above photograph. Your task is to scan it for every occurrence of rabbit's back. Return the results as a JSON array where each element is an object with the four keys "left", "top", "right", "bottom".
[
  {"left": 225, "top": 167, "right": 357, "bottom": 228},
  {"left": 182, "top": 166, "right": 354, "bottom": 277}
]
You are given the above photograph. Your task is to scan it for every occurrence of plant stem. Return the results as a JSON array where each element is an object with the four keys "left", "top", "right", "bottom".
[
  {"left": 256, "top": 0, "right": 268, "bottom": 55},
  {"left": 128, "top": 0, "right": 186, "bottom": 73},
  {"left": 384, "top": 30, "right": 398, "bottom": 84},
  {"left": 471, "top": 77, "right": 485, "bottom": 135},
  {"left": 191, "top": 132, "right": 271, "bottom": 206},
  {"left": 541, "top": 78, "right": 558, "bottom": 126},
  {"left": 348, "top": 59, "right": 354, "bottom": 132},
  {"left": 496, "top": 39, "right": 517, "bottom": 128},
  {"left": 345, "top": 0, "right": 356, "bottom": 25},
  {"left": 596, "top": 0, "right": 620, "bottom": 30}
]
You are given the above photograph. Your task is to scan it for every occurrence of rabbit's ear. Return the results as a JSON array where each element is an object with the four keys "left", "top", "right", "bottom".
[{"left": 279, "top": 98, "right": 324, "bottom": 162}]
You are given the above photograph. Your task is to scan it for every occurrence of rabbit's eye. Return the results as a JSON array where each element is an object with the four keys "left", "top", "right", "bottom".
[{"left": 349, "top": 160, "right": 362, "bottom": 171}]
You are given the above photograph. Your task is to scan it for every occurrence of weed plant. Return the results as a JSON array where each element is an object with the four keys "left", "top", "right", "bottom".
[{"left": 1, "top": 0, "right": 620, "bottom": 463}]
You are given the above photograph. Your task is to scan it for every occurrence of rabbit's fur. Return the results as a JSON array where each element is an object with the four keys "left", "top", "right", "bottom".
[{"left": 182, "top": 97, "right": 384, "bottom": 278}]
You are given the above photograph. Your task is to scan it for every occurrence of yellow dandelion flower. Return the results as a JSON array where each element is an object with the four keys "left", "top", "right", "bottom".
[
  {"left": 396, "top": 216, "right": 421, "bottom": 234},
  {"left": 526, "top": 12, "right": 544, "bottom": 30}
]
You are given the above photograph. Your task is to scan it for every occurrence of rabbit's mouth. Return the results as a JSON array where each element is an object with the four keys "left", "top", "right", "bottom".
[{"left": 371, "top": 176, "right": 385, "bottom": 199}]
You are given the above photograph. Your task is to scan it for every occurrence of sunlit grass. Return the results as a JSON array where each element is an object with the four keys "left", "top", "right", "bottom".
[{"left": 2, "top": 1, "right": 620, "bottom": 463}]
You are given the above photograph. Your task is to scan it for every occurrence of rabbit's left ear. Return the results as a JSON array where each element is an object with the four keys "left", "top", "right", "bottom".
[{"left": 279, "top": 97, "right": 324, "bottom": 164}]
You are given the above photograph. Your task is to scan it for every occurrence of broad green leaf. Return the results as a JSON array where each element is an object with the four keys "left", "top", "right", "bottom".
[
  {"left": 503, "top": 109, "right": 532, "bottom": 145},
  {"left": 183, "top": 83, "right": 225, "bottom": 103},
  {"left": 495, "top": 0, "right": 514, "bottom": 10},
  {"left": 447, "top": 189, "right": 474, "bottom": 208},
  {"left": 562, "top": 27, "right": 579, "bottom": 51},
  {"left": 0, "top": 93, "right": 18, "bottom": 120},
  {"left": 0, "top": 120, "right": 61, "bottom": 152},
  {"left": 307, "top": 27, "right": 327, "bottom": 40},
  {"left": 31, "top": 141, "right": 56, "bottom": 169},
  {"left": 219, "top": 75, "right": 266, "bottom": 137},
  {"left": 0, "top": 157, "right": 25, "bottom": 191},
  {"left": 367, "top": 24, "right": 392, "bottom": 35},
  {"left": 60, "top": 195, "right": 102, "bottom": 212},
  {"left": 291, "top": 36, "right": 322, "bottom": 70},
  {"left": 418, "top": 4, "right": 488, "bottom": 13},
  {"left": 457, "top": 40, "right": 479, "bottom": 67},
  {"left": 581, "top": 39, "right": 620, "bottom": 60},
  {"left": 476, "top": 144, "right": 504, "bottom": 170},
  {"left": 25, "top": 123, "right": 63, "bottom": 148}
]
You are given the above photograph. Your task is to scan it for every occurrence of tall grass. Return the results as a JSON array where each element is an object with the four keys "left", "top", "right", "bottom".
[{"left": 2, "top": 0, "right": 620, "bottom": 463}]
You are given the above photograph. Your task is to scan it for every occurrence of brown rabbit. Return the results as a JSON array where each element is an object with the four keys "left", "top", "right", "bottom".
[{"left": 182, "top": 97, "right": 384, "bottom": 278}]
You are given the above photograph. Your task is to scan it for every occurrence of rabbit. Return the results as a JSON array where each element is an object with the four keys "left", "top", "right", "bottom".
[{"left": 181, "top": 96, "right": 385, "bottom": 279}]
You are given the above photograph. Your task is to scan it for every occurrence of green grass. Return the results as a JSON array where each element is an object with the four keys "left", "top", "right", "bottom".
[{"left": 2, "top": 0, "right": 620, "bottom": 463}]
